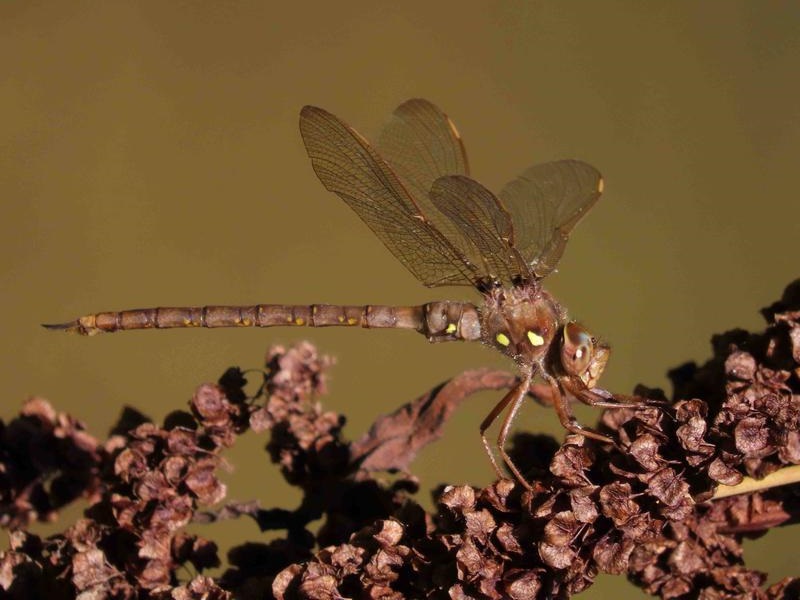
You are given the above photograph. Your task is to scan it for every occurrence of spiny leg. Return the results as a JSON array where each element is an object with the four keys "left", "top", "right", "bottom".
[
  {"left": 480, "top": 383, "right": 523, "bottom": 481},
  {"left": 547, "top": 374, "right": 615, "bottom": 445},
  {"left": 573, "top": 392, "right": 641, "bottom": 410},
  {"left": 561, "top": 377, "right": 664, "bottom": 409},
  {"left": 480, "top": 370, "right": 534, "bottom": 489},
  {"left": 495, "top": 372, "right": 534, "bottom": 489},
  {"left": 584, "top": 387, "right": 668, "bottom": 408}
]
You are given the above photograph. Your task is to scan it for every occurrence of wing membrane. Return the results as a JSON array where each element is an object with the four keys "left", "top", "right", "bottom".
[
  {"left": 430, "top": 175, "right": 528, "bottom": 285},
  {"left": 299, "top": 105, "right": 478, "bottom": 287},
  {"left": 375, "top": 99, "right": 488, "bottom": 275},
  {"left": 498, "top": 160, "right": 603, "bottom": 278},
  {"left": 376, "top": 98, "right": 469, "bottom": 200}
]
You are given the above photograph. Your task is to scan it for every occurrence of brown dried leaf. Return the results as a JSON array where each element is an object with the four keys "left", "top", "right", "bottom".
[{"left": 350, "top": 369, "right": 515, "bottom": 472}]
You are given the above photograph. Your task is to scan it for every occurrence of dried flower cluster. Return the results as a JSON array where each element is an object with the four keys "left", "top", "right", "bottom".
[
  {"left": 0, "top": 370, "right": 260, "bottom": 597},
  {"left": 0, "top": 397, "right": 104, "bottom": 530},
  {"left": 1, "top": 282, "right": 799, "bottom": 598}
]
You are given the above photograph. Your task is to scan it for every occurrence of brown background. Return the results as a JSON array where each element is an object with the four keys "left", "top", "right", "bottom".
[{"left": 2, "top": 2, "right": 798, "bottom": 596}]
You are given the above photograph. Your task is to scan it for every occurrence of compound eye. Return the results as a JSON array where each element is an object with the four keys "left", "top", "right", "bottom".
[{"left": 561, "top": 322, "right": 593, "bottom": 377}]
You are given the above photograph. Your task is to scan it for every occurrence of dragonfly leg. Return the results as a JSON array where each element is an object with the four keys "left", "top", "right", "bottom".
[
  {"left": 479, "top": 371, "right": 534, "bottom": 488},
  {"left": 562, "top": 377, "right": 663, "bottom": 409},
  {"left": 480, "top": 385, "right": 521, "bottom": 481},
  {"left": 547, "top": 375, "right": 614, "bottom": 445},
  {"left": 495, "top": 373, "right": 534, "bottom": 489}
]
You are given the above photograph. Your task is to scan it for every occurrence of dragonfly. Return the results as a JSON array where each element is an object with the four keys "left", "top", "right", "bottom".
[{"left": 46, "top": 99, "right": 640, "bottom": 488}]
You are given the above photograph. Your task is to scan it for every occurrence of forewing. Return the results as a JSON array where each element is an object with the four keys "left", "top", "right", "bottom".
[
  {"left": 375, "top": 99, "right": 488, "bottom": 275},
  {"left": 376, "top": 98, "right": 470, "bottom": 199},
  {"left": 299, "top": 105, "right": 478, "bottom": 287},
  {"left": 430, "top": 175, "right": 529, "bottom": 285},
  {"left": 498, "top": 160, "right": 603, "bottom": 278}
]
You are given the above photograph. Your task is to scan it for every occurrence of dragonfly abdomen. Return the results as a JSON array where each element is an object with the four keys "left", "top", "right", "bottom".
[{"left": 43, "top": 302, "right": 482, "bottom": 342}]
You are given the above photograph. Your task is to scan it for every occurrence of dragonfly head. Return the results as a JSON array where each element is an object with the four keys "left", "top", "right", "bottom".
[{"left": 558, "top": 322, "right": 609, "bottom": 387}]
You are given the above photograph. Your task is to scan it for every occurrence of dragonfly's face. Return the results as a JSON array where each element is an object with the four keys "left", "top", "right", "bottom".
[
  {"left": 559, "top": 322, "right": 609, "bottom": 387},
  {"left": 483, "top": 291, "right": 560, "bottom": 366}
]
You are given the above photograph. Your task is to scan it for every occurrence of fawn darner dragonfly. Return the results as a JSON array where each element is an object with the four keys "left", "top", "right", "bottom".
[{"left": 46, "top": 99, "right": 637, "bottom": 488}]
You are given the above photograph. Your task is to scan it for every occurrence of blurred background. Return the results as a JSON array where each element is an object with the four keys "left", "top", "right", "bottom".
[{"left": 2, "top": 2, "right": 798, "bottom": 596}]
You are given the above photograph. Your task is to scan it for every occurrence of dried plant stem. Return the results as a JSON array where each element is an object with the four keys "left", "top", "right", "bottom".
[{"left": 712, "top": 464, "right": 800, "bottom": 500}]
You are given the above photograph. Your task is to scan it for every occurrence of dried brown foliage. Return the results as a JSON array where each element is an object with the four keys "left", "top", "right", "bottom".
[{"left": 2, "top": 281, "right": 800, "bottom": 598}]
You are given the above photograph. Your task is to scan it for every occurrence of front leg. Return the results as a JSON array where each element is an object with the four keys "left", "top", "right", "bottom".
[
  {"left": 560, "top": 376, "right": 665, "bottom": 409},
  {"left": 546, "top": 374, "right": 615, "bottom": 445}
]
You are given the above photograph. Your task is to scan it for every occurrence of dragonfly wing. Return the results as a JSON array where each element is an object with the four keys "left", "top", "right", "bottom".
[
  {"left": 375, "top": 99, "right": 487, "bottom": 276},
  {"left": 300, "top": 105, "right": 479, "bottom": 287},
  {"left": 429, "top": 175, "right": 530, "bottom": 286},
  {"left": 376, "top": 98, "right": 469, "bottom": 198},
  {"left": 498, "top": 160, "right": 603, "bottom": 278}
]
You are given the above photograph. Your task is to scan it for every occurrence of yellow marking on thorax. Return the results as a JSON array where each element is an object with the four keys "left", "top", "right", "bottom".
[
  {"left": 445, "top": 323, "right": 457, "bottom": 334},
  {"left": 527, "top": 331, "right": 545, "bottom": 346},
  {"left": 496, "top": 333, "right": 511, "bottom": 346},
  {"left": 347, "top": 317, "right": 358, "bottom": 326},
  {"left": 294, "top": 317, "right": 305, "bottom": 326}
]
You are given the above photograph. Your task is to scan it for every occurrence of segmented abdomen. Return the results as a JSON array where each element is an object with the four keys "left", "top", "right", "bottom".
[{"left": 45, "top": 302, "right": 482, "bottom": 342}]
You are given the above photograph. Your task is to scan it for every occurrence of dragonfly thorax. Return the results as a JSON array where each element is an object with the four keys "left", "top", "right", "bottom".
[{"left": 480, "top": 284, "right": 564, "bottom": 367}]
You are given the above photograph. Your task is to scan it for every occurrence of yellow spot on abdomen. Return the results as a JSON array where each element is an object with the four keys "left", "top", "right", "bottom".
[
  {"left": 527, "top": 331, "right": 545, "bottom": 346},
  {"left": 445, "top": 323, "right": 457, "bottom": 334},
  {"left": 295, "top": 317, "right": 305, "bottom": 326},
  {"left": 496, "top": 333, "right": 511, "bottom": 346},
  {"left": 347, "top": 317, "right": 358, "bottom": 326}
]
